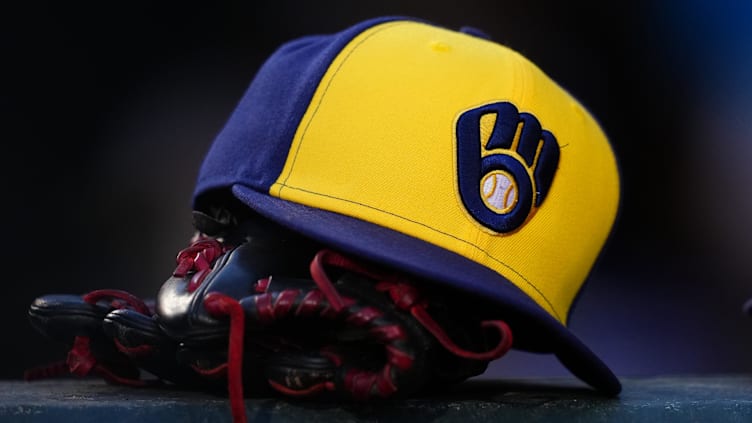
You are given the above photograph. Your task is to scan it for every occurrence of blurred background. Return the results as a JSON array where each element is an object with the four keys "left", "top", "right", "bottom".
[{"left": 3, "top": 0, "right": 752, "bottom": 383}]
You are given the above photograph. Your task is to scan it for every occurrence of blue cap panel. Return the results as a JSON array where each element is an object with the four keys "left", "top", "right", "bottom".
[{"left": 194, "top": 17, "right": 402, "bottom": 201}]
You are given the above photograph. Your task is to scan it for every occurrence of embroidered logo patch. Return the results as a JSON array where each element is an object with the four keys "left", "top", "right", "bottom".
[{"left": 456, "top": 102, "right": 560, "bottom": 233}]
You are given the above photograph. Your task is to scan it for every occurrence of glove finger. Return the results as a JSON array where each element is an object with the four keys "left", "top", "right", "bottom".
[
  {"left": 103, "top": 308, "right": 213, "bottom": 387},
  {"left": 26, "top": 293, "right": 141, "bottom": 381},
  {"left": 29, "top": 294, "right": 111, "bottom": 342}
]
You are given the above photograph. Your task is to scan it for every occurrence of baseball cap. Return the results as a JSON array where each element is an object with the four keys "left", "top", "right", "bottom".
[{"left": 194, "top": 16, "right": 621, "bottom": 395}]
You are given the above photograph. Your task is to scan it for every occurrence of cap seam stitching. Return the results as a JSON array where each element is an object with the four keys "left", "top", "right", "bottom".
[{"left": 278, "top": 20, "right": 407, "bottom": 193}]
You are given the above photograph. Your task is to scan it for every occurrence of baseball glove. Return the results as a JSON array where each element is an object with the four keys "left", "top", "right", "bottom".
[
  {"left": 26, "top": 284, "right": 215, "bottom": 389},
  {"left": 27, "top": 206, "right": 513, "bottom": 423},
  {"left": 26, "top": 289, "right": 153, "bottom": 385}
]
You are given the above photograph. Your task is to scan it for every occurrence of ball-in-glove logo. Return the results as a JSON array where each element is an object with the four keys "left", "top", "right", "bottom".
[{"left": 456, "top": 102, "right": 560, "bottom": 233}]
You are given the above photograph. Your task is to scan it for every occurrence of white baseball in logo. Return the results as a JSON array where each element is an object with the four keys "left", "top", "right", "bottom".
[{"left": 481, "top": 170, "right": 518, "bottom": 214}]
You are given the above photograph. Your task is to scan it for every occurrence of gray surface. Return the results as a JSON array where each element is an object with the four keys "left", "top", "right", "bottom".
[{"left": 2, "top": 375, "right": 752, "bottom": 422}]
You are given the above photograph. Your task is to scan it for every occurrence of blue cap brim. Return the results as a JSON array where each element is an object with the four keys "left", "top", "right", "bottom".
[{"left": 231, "top": 184, "right": 621, "bottom": 395}]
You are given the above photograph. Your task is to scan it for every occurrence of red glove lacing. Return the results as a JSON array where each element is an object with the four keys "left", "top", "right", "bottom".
[
  {"left": 173, "top": 237, "right": 229, "bottom": 293},
  {"left": 199, "top": 248, "right": 513, "bottom": 423}
]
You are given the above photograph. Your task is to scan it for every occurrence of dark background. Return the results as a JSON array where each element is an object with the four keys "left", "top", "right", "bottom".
[{"left": 4, "top": 0, "right": 752, "bottom": 382}]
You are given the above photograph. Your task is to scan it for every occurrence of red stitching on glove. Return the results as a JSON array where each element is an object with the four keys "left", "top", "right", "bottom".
[
  {"left": 67, "top": 336, "right": 96, "bottom": 377},
  {"left": 295, "top": 290, "right": 326, "bottom": 316},
  {"left": 369, "top": 324, "right": 406, "bottom": 342},
  {"left": 93, "top": 364, "right": 152, "bottom": 387},
  {"left": 255, "top": 277, "right": 271, "bottom": 293},
  {"left": 344, "top": 364, "right": 398, "bottom": 400},
  {"left": 320, "top": 347, "right": 343, "bottom": 367},
  {"left": 112, "top": 337, "right": 155, "bottom": 357},
  {"left": 345, "top": 306, "right": 383, "bottom": 326},
  {"left": 253, "top": 293, "right": 274, "bottom": 323},
  {"left": 272, "top": 290, "right": 301, "bottom": 319},
  {"left": 173, "top": 238, "right": 228, "bottom": 293},
  {"left": 191, "top": 362, "right": 228, "bottom": 378},
  {"left": 377, "top": 364, "right": 398, "bottom": 396},
  {"left": 385, "top": 344, "right": 414, "bottom": 370},
  {"left": 267, "top": 379, "right": 335, "bottom": 396}
]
